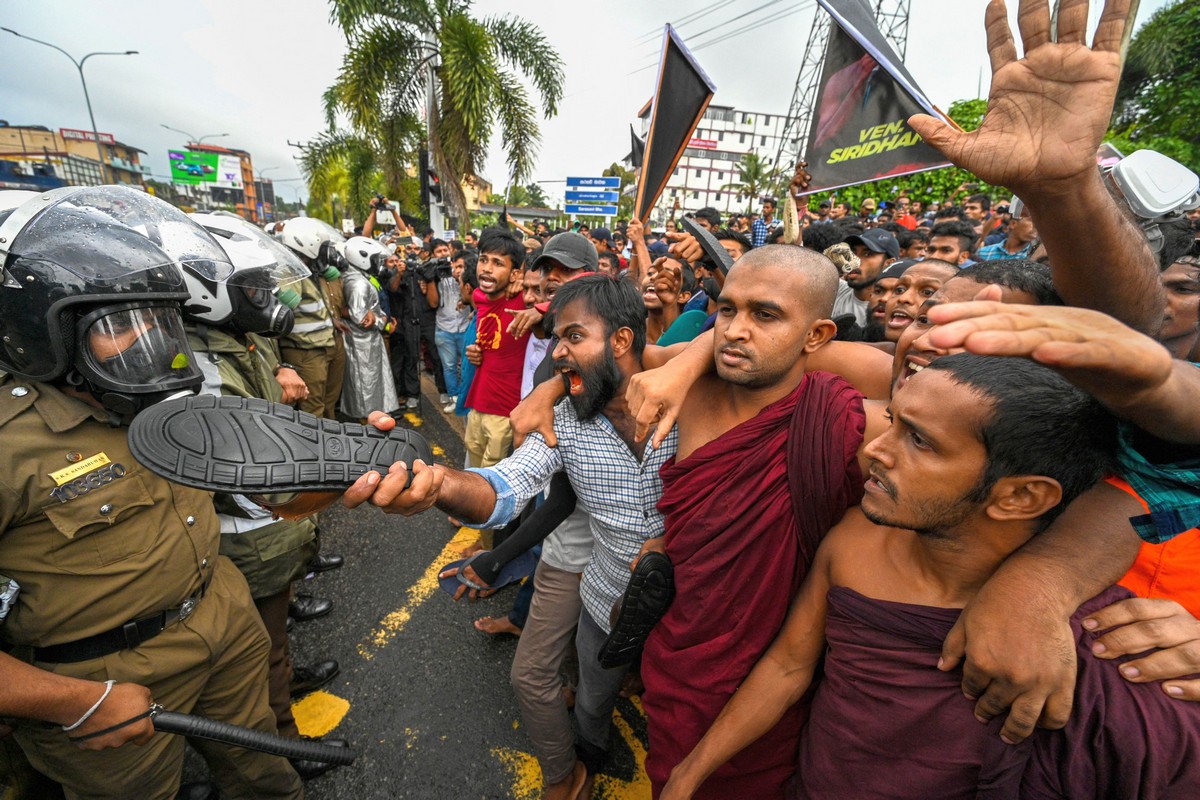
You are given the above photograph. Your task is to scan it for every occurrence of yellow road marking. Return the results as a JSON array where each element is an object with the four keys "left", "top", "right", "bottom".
[
  {"left": 292, "top": 690, "right": 350, "bottom": 738},
  {"left": 595, "top": 702, "right": 652, "bottom": 799},
  {"left": 494, "top": 700, "right": 652, "bottom": 799},
  {"left": 357, "top": 526, "right": 480, "bottom": 660},
  {"left": 491, "top": 746, "right": 543, "bottom": 800},
  {"left": 403, "top": 412, "right": 423, "bottom": 427},
  {"left": 431, "top": 443, "right": 446, "bottom": 457}
]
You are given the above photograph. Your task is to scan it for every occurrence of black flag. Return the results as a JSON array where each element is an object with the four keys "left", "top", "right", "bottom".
[
  {"left": 627, "top": 125, "right": 646, "bottom": 169},
  {"left": 634, "top": 25, "right": 716, "bottom": 221},
  {"left": 804, "top": 0, "right": 952, "bottom": 194}
]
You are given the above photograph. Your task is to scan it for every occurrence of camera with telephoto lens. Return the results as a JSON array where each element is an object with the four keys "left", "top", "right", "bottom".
[{"left": 416, "top": 256, "right": 453, "bottom": 283}]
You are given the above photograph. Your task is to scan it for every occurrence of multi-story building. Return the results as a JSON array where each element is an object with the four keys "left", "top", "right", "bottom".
[
  {"left": 0, "top": 124, "right": 149, "bottom": 188},
  {"left": 633, "top": 101, "right": 790, "bottom": 224}
]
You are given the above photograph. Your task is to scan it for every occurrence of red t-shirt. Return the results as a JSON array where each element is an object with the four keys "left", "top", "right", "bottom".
[{"left": 465, "top": 289, "right": 530, "bottom": 417}]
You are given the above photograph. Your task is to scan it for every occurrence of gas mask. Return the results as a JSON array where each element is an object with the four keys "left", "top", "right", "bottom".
[
  {"left": 316, "top": 241, "right": 344, "bottom": 280},
  {"left": 226, "top": 269, "right": 295, "bottom": 338},
  {"left": 70, "top": 302, "right": 202, "bottom": 425}
]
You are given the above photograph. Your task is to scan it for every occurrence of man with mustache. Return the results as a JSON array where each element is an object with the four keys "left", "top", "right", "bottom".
[{"left": 344, "top": 275, "right": 676, "bottom": 798}]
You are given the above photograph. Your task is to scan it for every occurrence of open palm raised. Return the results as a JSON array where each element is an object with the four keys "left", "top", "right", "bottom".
[{"left": 909, "top": 0, "right": 1131, "bottom": 194}]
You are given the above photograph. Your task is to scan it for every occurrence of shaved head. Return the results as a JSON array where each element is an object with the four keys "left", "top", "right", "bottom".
[{"left": 731, "top": 244, "right": 840, "bottom": 319}]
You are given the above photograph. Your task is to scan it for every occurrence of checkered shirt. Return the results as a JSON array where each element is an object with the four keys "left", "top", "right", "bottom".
[
  {"left": 471, "top": 399, "right": 678, "bottom": 634},
  {"left": 1116, "top": 370, "right": 1200, "bottom": 544}
]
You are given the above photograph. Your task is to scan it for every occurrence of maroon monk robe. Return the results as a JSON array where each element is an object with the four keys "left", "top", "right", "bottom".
[
  {"left": 642, "top": 372, "right": 865, "bottom": 799},
  {"left": 795, "top": 586, "right": 1200, "bottom": 799}
]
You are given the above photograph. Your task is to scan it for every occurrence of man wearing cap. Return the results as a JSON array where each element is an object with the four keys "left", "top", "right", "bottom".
[
  {"left": 831, "top": 228, "right": 899, "bottom": 327},
  {"left": 812, "top": 201, "right": 832, "bottom": 225},
  {"left": 859, "top": 197, "right": 878, "bottom": 221},
  {"left": 589, "top": 228, "right": 617, "bottom": 258}
]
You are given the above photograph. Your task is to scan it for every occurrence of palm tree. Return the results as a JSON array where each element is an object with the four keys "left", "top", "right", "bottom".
[
  {"left": 324, "top": 0, "right": 565, "bottom": 224},
  {"left": 720, "top": 153, "right": 784, "bottom": 213}
]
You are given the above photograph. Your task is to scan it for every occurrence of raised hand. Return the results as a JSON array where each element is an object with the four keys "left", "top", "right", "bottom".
[
  {"left": 925, "top": 300, "right": 1173, "bottom": 409},
  {"left": 909, "top": 0, "right": 1130, "bottom": 195}
]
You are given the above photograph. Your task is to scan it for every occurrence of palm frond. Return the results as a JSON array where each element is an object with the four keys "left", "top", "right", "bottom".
[
  {"left": 439, "top": 13, "right": 499, "bottom": 146},
  {"left": 329, "top": 19, "right": 425, "bottom": 134},
  {"left": 482, "top": 15, "right": 565, "bottom": 116},
  {"left": 493, "top": 69, "right": 540, "bottom": 185}
]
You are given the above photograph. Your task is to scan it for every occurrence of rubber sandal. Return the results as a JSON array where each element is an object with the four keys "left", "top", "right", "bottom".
[
  {"left": 438, "top": 549, "right": 537, "bottom": 597},
  {"left": 128, "top": 395, "right": 433, "bottom": 494},
  {"left": 597, "top": 551, "right": 675, "bottom": 669}
]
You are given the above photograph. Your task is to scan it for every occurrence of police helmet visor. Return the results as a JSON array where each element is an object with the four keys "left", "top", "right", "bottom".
[{"left": 79, "top": 304, "right": 200, "bottom": 390}]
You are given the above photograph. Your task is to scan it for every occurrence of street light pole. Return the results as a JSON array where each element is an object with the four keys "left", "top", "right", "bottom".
[
  {"left": 160, "top": 125, "right": 229, "bottom": 147},
  {"left": 2, "top": 28, "right": 136, "bottom": 185}
]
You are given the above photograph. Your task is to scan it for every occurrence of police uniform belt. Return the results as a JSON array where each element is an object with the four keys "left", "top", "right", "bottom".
[{"left": 32, "top": 581, "right": 209, "bottom": 664}]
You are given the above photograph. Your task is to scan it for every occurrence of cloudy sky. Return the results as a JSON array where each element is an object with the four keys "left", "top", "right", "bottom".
[{"left": 0, "top": 0, "right": 1169, "bottom": 208}]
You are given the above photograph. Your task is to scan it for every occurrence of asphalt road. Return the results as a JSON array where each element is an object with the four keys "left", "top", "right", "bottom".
[{"left": 189, "top": 385, "right": 652, "bottom": 799}]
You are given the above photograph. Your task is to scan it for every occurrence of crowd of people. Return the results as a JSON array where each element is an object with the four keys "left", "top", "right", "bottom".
[{"left": 2, "top": 1, "right": 1200, "bottom": 799}]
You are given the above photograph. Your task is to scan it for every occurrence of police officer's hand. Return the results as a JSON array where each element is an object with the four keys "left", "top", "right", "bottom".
[
  {"left": 275, "top": 368, "right": 309, "bottom": 405},
  {"left": 342, "top": 459, "right": 443, "bottom": 516},
  {"left": 73, "top": 682, "right": 155, "bottom": 751}
]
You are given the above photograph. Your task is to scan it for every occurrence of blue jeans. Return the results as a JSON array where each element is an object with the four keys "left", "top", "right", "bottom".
[{"left": 435, "top": 327, "right": 468, "bottom": 399}]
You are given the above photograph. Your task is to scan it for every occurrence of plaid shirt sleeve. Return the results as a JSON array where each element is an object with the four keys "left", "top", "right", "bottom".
[
  {"left": 751, "top": 218, "right": 768, "bottom": 248},
  {"left": 467, "top": 432, "right": 562, "bottom": 529},
  {"left": 1116, "top": 415, "right": 1200, "bottom": 544}
]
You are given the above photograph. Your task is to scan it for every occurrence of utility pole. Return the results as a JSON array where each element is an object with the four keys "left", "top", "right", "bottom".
[
  {"left": 425, "top": 31, "right": 445, "bottom": 236},
  {"left": 2, "top": 28, "right": 137, "bottom": 185}
]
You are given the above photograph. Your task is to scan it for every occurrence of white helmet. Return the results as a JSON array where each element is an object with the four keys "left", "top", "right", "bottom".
[
  {"left": 185, "top": 212, "right": 310, "bottom": 336},
  {"left": 279, "top": 216, "right": 343, "bottom": 260},
  {"left": 343, "top": 236, "right": 389, "bottom": 274}
]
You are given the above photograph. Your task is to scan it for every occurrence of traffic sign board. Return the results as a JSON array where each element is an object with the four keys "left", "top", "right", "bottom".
[
  {"left": 566, "top": 176, "right": 620, "bottom": 188},
  {"left": 565, "top": 190, "right": 620, "bottom": 203},
  {"left": 565, "top": 203, "right": 619, "bottom": 216}
]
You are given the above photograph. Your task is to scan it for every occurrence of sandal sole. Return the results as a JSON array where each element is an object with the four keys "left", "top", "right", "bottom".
[
  {"left": 598, "top": 551, "right": 675, "bottom": 668},
  {"left": 128, "top": 395, "right": 433, "bottom": 494}
]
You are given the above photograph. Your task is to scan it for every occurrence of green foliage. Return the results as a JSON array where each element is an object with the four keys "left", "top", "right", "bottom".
[
  {"left": 1110, "top": 0, "right": 1200, "bottom": 172},
  {"left": 719, "top": 153, "right": 786, "bottom": 213},
  {"left": 324, "top": 0, "right": 565, "bottom": 223},
  {"left": 602, "top": 162, "right": 636, "bottom": 220}
]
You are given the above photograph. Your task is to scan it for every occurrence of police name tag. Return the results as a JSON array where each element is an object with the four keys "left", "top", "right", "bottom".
[{"left": 49, "top": 453, "right": 112, "bottom": 486}]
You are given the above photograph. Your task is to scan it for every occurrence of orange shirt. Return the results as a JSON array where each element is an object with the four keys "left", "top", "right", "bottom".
[{"left": 1112, "top": 476, "right": 1200, "bottom": 618}]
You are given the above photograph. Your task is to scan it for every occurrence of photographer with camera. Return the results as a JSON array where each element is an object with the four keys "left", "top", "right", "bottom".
[
  {"left": 363, "top": 194, "right": 412, "bottom": 240},
  {"left": 426, "top": 246, "right": 473, "bottom": 412},
  {"left": 386, "top": 240, "right": 449, "bottom": 409}
]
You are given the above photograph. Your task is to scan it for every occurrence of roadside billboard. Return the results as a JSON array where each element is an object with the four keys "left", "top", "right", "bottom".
[{"left": 168, "top": 150, "right": 243, "bottom": 188}]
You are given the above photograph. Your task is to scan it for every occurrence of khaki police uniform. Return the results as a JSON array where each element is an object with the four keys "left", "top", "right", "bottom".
[
  {"left": 320, "top": 275, "right": 347, "bottom": 421},
  {"left": 190, "top": 326, "right": 318, "bottom": 737},
  {"left": 0, "top": 374, "right": 303, "bottom": 800},
  {"left": 279, "top": 278, "right": 338, "bottom": 419}
]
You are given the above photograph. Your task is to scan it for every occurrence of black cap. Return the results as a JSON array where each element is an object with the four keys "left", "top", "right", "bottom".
[
  {"left": 846, "top": 228, "right": 900, "bottom": 260},
  {"left": 530, "top": 232, "right": 598, "bottom": 272}
]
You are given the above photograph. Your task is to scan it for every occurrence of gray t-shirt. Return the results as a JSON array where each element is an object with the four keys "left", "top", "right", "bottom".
[
  {"left": 832, "top": 279, "right": 868, "bottom": 328},
  {"left": 435, "top": 274, "right": 472, "bottom": 333}
]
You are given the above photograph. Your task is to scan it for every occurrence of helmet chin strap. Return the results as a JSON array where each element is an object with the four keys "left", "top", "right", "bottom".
[{"left": 65, "top": 367, "right": 196, "bottom": 427}]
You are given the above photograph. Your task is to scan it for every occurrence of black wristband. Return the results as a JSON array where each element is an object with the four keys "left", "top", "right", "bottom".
[{"left": 273, "top": 362, "right": 296, "bottom": 376}]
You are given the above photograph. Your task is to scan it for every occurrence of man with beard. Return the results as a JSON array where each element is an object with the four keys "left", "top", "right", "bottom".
[
  {"left": 344, "top": 275, "right": 676, "bottom": 798},
  {"left": 831, "top": 228, "right": 899, "bottom": 327}
]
